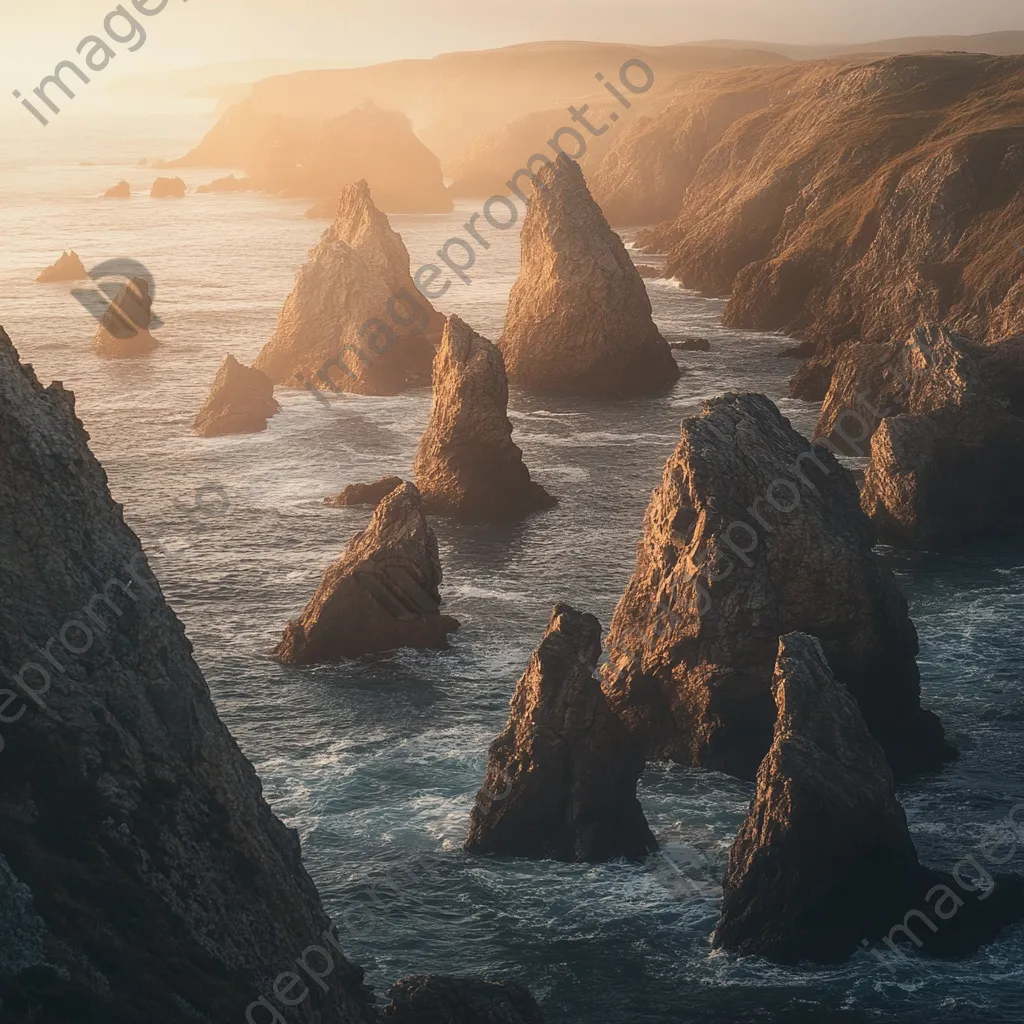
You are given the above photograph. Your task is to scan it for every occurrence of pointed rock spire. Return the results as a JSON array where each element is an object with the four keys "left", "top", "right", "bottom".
[
  {"left": 500, "top": 154, "right": 679, "bottom": 396},
  {"left": 193, "top": 354, "right": 279, "bottom": 436}
]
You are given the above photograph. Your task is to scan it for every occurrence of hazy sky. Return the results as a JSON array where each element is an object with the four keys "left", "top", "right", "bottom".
[{"left": 2, "top": 0, "right": 1022, "bottom": 83}]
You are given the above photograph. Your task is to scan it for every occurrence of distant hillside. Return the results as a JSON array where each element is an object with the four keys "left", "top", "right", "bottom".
[{"left": 694, "top": 30, "right": 1024, "bottom": 58}]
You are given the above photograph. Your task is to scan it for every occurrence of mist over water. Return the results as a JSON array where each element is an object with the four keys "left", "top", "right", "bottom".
[{"left": 2, "top": 113, "right": 1023, "bottom": 1024}]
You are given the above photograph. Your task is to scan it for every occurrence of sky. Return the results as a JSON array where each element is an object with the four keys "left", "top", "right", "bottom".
[{"left": 1, "top": 0, "right": 1022, "bottom": 86}]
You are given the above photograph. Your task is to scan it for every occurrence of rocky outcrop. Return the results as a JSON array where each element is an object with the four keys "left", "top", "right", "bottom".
[
  {"left": 275, "top": 482, "right": 459, "bottom": 664},
  {"left": 669, "top": 337, "right": 710, "bottom": 352},
  {"left": 633, "top": 54, "right": 1024, "bottom": 347},
  {"left": 35, "top": 251, "right": 87, "bottom": 283},
  {"left": 102, "top": 181, "right": 130, "bottom": 198},
  {"left": 382, "top": 976, "right": 544, "bottom": 1023},
  {"left": 150, "top": 176, "right": 186, "bottom": 198},
  {"left": 0, "top": 327, "right": 377, "bottom": 1023},
  {"left": 712, "top": 633, "right": 1024, "bottom": 964},
  {"left": 193, "top": 355, "right": 279, "bottom": 436},
  {"left": 94, "top": 278, "right": 159, "bottom": 357},
  {"left": 196, "top": 174, "right": 255, "bottom": 194},
  {"left": 414, "top": 316, "right": 555, "bottom": 520},
  {"left": 254, "top": 184, "right": 438, "bottom": 394},
  {"left": 465, "top": 604, "right": 656, "bottom": 862},
  {"left": 500, "top": 155, "right": 679, "bottom": 397},
  {"left": 325, "top": 476, "right": 404, "bottom": 509},
  {"left": 601, "top": 392, "right": 954, "bottom": 781}
]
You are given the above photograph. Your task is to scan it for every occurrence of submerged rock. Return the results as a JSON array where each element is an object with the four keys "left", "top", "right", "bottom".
[
  {"left": 414, "top": 315, "right": 555, "bottom": 520},
  {"left": 0, "top": 327, "right": 378, "bottom": 1022},
  {"left": 254, "top": 183, "right": 437, "bottom": 394},
  {"left": 102, "top": 180, "right": 131, "bottom": 198},
  {"left": 500, "top": 155, "right": 679, "bottom": 396},
  {"left": 382, "top": 976, "right": 544, "bottom": 1024},
  {"left": 193, "top": 354, "right": 279, "bottom": 436},
  {"left": 601, "top": 392, "right": 953, "bottom": 781},
  {"left": 150, "top": 176, "right": 186, "bottom": 198},
  {"left": 275, "top": 482, "right": 459, "bottom": 664},
  {"left": 94, "top": 278, "right": 159, "bottom": 357},
  {"left": 325, "top": 475, "right": 404, "bottom": 509},
  {"left": 669, "top": 337, "right": 711, "bottom": 352},
  {"left": 465, "top": 604, "right": 656, "bottom": 862},
  {"left": 713, "top": 633, "right": 1024, "bottom": 964},
  {"left": 35, "top": 250, "right": 87, "bottom": 283}
]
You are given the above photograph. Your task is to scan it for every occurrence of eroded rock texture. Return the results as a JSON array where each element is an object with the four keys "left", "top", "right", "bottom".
[
  {"left": 254, "top": 184, "right": 437, "bottom": 394},
  {"left": 601, "top": 392, "right": 953, "bottom": 781},
  {"left": 713, "top": 633, "right": 1024, "bottom": 964},
  {"left": 275, "top": 482, "right": 459, "bottom": 664},
  {"left": 465, "top": 604, "right": 656, "bottom": 862},
  {"left": 382, "top": 976, "right": 545, "bottom": 1024},
  {"left": 325, "top": 476, "right": 405, "bottom": 509},
  {"left": 0, "top": 328, "right": 376, "bottom": 1024},
  {"left": 500, "top": 155, "right": 679, "bottom": 396},
  {"left": 414, "top": 315, "right": 555, "bottom": 520},
  {"left": 35, "top": 251, "right": 87, "bottom": 283},
  {"left": 94, "top": 278, "right": 159, "bottom": 357},
  {"left": 193, "top": 354, "right": 280, "bottom": 437}
]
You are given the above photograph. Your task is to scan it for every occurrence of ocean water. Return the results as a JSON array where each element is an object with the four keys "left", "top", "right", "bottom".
[{"left": 2, "top": 108, "right": 1023, "bottom": 1024}]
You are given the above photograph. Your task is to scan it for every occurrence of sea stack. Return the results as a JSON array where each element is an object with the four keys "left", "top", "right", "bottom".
[
  {"left": 94, "top": 278, "right": 159, "bottom": 357},
  {"left": 36, "top": 250, "right": 87, "bottom": 283},
  {"left": 275, "top": 482, "right": 459, "bottom": 664},
  {"left": 0, "top": 327, "right": 378, "bottom": 1022},
  {"left": 712, "top": 633, "right": 1024, "bottom": 964},
  {"left": 193, "top": 354, "right": 279, "bottom": 437},
  {"left": 601, "top": 392, "right": 954, "bottom": 780},
  {"left": 465, "top": 604, "right": 656, "bottom": 863},
  {"left": 414, "top": 315, "right": 555, "bottom": 520},
  {"left": 151, "top": 176, "right": 186, "bottom": 198},
  {"left": 254, "top": 184, "right": 437, "bottom": 394},
  {"left": 499, "top": 154, "right": 679, "bottom": 396},
  {"left": 102, "top": 180, "right": 131, "bottom": 198}
]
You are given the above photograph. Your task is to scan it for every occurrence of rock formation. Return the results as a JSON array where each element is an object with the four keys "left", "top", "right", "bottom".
[
  {"left": 275, "top": 482, "right": 459, "bottom": 664},
  {"left": 465, "top": 604, "right": 656, "bottom": 862},
  {"left": 196, "top": 174, "right": 255, "bottom": 194},
  {"left": 499, "top": 155, "right": 679, "bottom": 397},
  {"left": 35, "top": 251, "right": 87, "bottom": 283},
  {"left": 382, "top": 976, "right": 544, "bottom": 1023},
  {"left": 193, "top": 355, "right": 280, "bottom": 436},
  {"left": 0, "top": 327, "right": 377, "bottom": 1023},
  {"left": 414, "top": 315, "right": 555, "bottom": 520},
  {"left": 150, "top": 176, "right": 186, "bottom": 198},
  {"left": 254, "top": 183, "right": 439, "bottom": 394},
  {"left": 601, "top": 392, "right": 954, "bottom": 781},
  {"left": 94, "top": 278, "right": 159, "bottom": 357},
  {"left": 102, "top": 180, "right": 131, "bottom": 198},
  {"left": 325, "top": 476, "right": 404, "bottom": 508},
  {"left": 669, "top": 337, "right": 710, "bottom": 352},
  {"left": 712, "top": 633, "right": 1024, "bottom": 964}
]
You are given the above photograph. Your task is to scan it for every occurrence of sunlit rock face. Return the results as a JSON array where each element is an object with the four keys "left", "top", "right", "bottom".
[
  {"left": 713, "top": 633, "right": 1024, "bottom": 965},
  {"left": 35, "top": 250, "right": 87, "bottom": 283},
  {"left": 94, "top": 278, "right": 159, "bottom": 358},
  {"left": 193, "top": 354, "right": 279, "bottom": 437},
  {"left": 601, "top": 392, "right": 954, "bottom": 782},
  {"left": 274, "top": 482, "right": 459, "bottom": 664},
  {"left": 500, "top": 155, "right": 679, "bottom": 397},
  {"left": 414, "top": 315, "right": 556, "bottom": 521},
  {"left": 465, "top": 604, "right": 656, "bottom": 863}
]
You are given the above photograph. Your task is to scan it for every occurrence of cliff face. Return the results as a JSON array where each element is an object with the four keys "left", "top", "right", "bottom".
[
  {"left": 500, "top": 155, "right": 679, "bottom": 396},
  {"left": 414, "top": 315, "right": 555, "bottom": 520},
  {"left": 254, "top": 185, "right": 436, "bottom": 394},
  {"left": 627, "top": 54, "right": 1024, "bottom": 345},
  {"left": 465, "top": 605, "right": 656, "bottom": 862},
  {"left": 0, "top": 328, "right": 375, "bottom": 1023},
  {"left": 165, "top": 101, "right": 452, "bottom": 214},
  {"left": 713, "top": 633, "right": 1024, "bottom": 964},
  {"left": 193, "top": 354, "right": 279, "bottom": 437},
  {"left": 275, "top": 482, "right": 459, "bottom": 664},
  {"left": 601, "top": 393, "right": 953, "bottom": 781}
]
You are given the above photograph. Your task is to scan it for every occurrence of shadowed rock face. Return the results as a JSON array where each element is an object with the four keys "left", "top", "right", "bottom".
[
  {"left": 465, "top": 604, "right": 656, "bottom": 863},
  {"left": 601, "top": 392, "right": 954, "bottom": 781},
  {"left": 275, "top": 482, "right": 459, "bottom": 664},
  {"left": 382, "top": 976, "right": 545, "bottom": 1024},
  {"left": 254, "top": 185, "right": 436, "bottom": 394},
  {"left": 325, "top": 475, "right": 405, "bottom": 509},
  {"left": 414, "top": 315, "right": 556, "bottom": 521},
  {"left": 0, "top": 328, "right": 376, "bottom": 1024},
  {"left": 713, "top": 633, "right": 1024, "bottom": 964},
  {"left": 36, "top": 251, "right": 87, "bottom": 283},
  {"left": 500, "top": 155, "right": 679, "bottom": 397},
  {"left": 94, "top": 279, "right": 159, "bottom": 358},
  {"left": 193, "top": 355, "right": 280, "bottom": 437}
]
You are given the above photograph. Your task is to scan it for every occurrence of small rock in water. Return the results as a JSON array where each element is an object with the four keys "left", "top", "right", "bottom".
[
  {"left": 94, "top": 278, "right": 159, "bottom": 357},
  {"left": 324, "top": 475, "right": 404, "bottom": 508},
  {"left": 382, "top": 975, "right": 545, "bottom": 1023},
  {"left": 193, "top": 355, "right": 279, "bottom": 437},
  {"left": 102, "top": 180, "right": 131, "bottom": 199},
  {"left": 150, "top": 176, "right": 186, "bottom": 198},
  {"left": 35, "top": 250, "right": 87, "bottom": 283}
]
